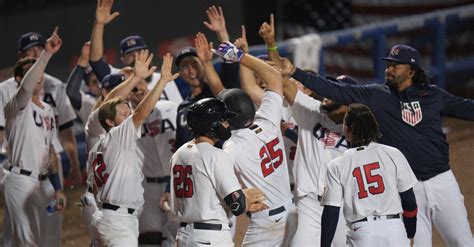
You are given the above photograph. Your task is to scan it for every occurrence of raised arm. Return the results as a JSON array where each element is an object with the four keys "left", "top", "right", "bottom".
[
  {"left": 90, "top": 0, "right": 119, "bottom": 62},
  {"left": 259, "top": 14, "right": 281, "bottom": 63},
  {"left": 103, "top": 50, "right": 156, "bottom": 104},
  {"left": 195, "top": 32, "right": 225, "bottom": 96},
  {"left": 203, "top": 5, "right": 229, "bottom": 42},
  {"left": 66, "top": 41, "right": 90, "bottom": 110},
  {"left": 235, "top": 25, "right": 264, "bottom": 106},
  {"left": 214, "top": 42, "right": 283, "bottom": 96},
  {"left": 133, "top": 53, "right": 179, "bottom": 128},
  {"left": 16, "top": 27, "right": 61, "bottom": 110}
]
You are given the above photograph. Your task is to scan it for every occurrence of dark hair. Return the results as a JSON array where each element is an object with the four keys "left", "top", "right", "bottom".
[
  {"left": 98, "top": 98, "right": 129, "bottom": 132},
  {"left": 14, "top": 57, "right": 36, "bottom": 80},
  {"left": 411, "top": 66, "right": 430, "bottom": 87},
  {"left": 344, "top": 103, "right": 381, "bottom": 147}
]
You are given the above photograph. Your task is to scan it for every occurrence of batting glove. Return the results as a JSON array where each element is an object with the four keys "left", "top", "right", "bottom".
[{"left": 213, "top": 41, "right": 244, "bottom": 63}]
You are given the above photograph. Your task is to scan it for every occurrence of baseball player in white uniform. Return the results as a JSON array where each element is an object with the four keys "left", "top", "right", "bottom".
[
  {"left": 214, "top": 43, "right": 293, "bottom": 246},
  {"left": 2, "top": 28, "right": 67, "bottom": 246},
  {"left": 321, "top": 103, "right": 418, "bottom": 247},
  {"left": 89, "top": 52, "right": 177, "bottom": 246},
  {"left": 125, "top": 78, "right": 179, "bottom": 246},
  {"left": 170, "top": 97, "right": 267, "bottom": 247}
]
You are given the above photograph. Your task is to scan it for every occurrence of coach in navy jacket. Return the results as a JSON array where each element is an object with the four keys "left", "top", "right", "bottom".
[{"left": 287, "top": 45, "right": 474, "bottom": 246}]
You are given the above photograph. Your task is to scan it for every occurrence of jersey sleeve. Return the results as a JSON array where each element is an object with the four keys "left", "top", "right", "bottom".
[
  {"left": 392, "top": 148, "right": 418, "bottom": 192},
  {"left": 321, "top": 161, "right": 343, "bottom": 207},
  {"left": 212, "top": 151, "right": 242, "bottom": 199},
  {"left": 255, "top": 90, "right": 284, "bottom": 127},
  {"left": 439, "top": 86, "right": 474, "bottom": 120},
  {"left": 292, "top": 68, "right": 373, "bottom": 105},
  {"left": 110, "top": 116, "right": 142, "bottom": 149}
]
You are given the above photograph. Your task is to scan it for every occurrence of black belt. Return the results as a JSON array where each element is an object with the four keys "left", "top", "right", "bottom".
[
  {"left": 9, "top": 167, "right": 48, "bottom": 180},
  {"left": 179, "top": 222, "right": 222, "bottom": 231},
  {"left": 352, "top": 214, "right": 400, "bottom": 224},
  {"left": 246, "top": 205, "right": 286, "bottom": 218},
  {"left": 102, "top": 203, "right": 136, "bottom": 215},
  {"left": 145, "top": 175, "right": 170, "bottom": 184}
]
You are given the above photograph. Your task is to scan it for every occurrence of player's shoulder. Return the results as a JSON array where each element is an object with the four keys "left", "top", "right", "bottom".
[
  {"left": 370, "top": 142, "right": 402, "bottom": 155},
  {"left": 155, "top": 100, "right": 178, "bottom": 111},
  {"left": 44, "top": 73, "right": 63, "bottom": 85}
]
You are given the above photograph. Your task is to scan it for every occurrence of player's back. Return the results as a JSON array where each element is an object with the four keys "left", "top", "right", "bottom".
[
  {"left": 329, "top": 142, "right": 415, "bottom": 222},
  {"left": 224, "top": 91, "right": 292, "bottom": 209},
  {"left": 170, "top": 141, "right": 239, "bottom": 226}
]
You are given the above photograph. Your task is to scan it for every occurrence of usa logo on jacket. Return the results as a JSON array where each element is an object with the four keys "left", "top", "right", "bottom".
[{"left": 401, "top": 101, "right": 423, "bottom": 126}]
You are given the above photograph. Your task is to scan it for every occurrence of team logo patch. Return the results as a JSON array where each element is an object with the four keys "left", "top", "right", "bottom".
[
  {"left": 390, "top": 47, "right": 399, "bottom": 56},
  {"left": 29, "top": 34, "right": 40, "bottom": 41},
  {"left": 127, "top": 39, "right": 136, "bottom": 47},
  {"left": 401, "top": 101, "right": 423, "bottom": 126}
]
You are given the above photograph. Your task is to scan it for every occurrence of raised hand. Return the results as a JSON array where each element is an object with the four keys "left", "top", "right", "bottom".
[
  {"left": 213, "top": 41, "right": 244, "bottom": 63},
  {"left": 78, "top": 41, "right": 91, "bottom": 67},
  {"left": 259, "top": 14, "right": 276, "bottom": 47},
  {"left": 203, "top": 6, "right": 229, "bottom": 41},
  {"left": 278, "top": 57, "right": 296, "bottom": 79},
  {"left": 234, "top": 25, "right": 249, "bottom": 54},
  {"left": 195, "top": 32, "right": 214, "bottom": 63},
  {"left": 133, "top": 50, "right": 157, "bottom": 79},
  {"left": 159, "top": 53, "right": 180, "bottom": 84},
  {"left": 95, "top": 0, "right": 119, "bottom": 25},
  {"left": 45, "top": 26, "right": 62, "bottom": 55}
]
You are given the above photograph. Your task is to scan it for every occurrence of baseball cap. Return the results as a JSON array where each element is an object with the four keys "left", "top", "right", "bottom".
[
  {"left": 101, "top": 73, "right": 126, "bottom": 91},
  {"left": 17, "top": 32, "right": 45, "bottom": 52},
  {"left": 175, "top": 47, "right": 198, "bottom": 67},
  {"left": 120, "top": 35, "right": 147, "bottom": 55},
  {"left": 381, "top": 45, "right": 421, "bottom": 67}
]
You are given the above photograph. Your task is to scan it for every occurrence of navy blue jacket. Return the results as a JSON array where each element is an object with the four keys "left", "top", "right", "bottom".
[{"left": 293, "top": 68, "right": 474, "bottom": 180}]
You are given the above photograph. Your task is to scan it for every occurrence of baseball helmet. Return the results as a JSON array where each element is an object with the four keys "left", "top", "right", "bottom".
[
  {"left": 217, "top": 89, "right": 256, "bottom": 130},
  {"left": 187, "top": 98, "right": 237, "bottom": 140}
]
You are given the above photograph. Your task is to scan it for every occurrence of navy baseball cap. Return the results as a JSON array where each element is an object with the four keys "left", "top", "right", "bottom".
[
  {"left": 381, "top": 45, "right": 421, "bottom": 67},
  {"left": 101, "top": 73, "right": 126, "bottom": 91},
  {"left": 120, "top": 35, "right": 147, "bottom": 55},
  {"left": 175, "top": 47, "right": 198, "bottom": 67},
  {"left": 17, "top": 32, "right": 45, "bottom": 52}
]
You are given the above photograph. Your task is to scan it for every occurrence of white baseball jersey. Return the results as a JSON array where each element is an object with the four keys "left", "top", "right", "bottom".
[
  {"left": 0, "top": 78, "right": 18, "bottom": 154},
  {"left": 223, "top": 91, "right": 292, "bottom": 209},
  {"left": 138, "top": 101, "right": 177, "bottom": 177},
  {"left": 291, "top": 91, "right": 349, "bottom": 198},
  {"left": 85, "top": 109, "right": 106, "bottom": 150},
  {"left": 75, "top": 92, "right": 96, "bottom": 124},
  {"left": 110, "top": 66, "right": 183, "bottom": 104},
  {"left": 322, "top": 142, "right": 418, "bottom": 223},
  {"left": 170, "top": 141, "right": 241, "bottom": 225},
  {"left": 88, "top": 116, "right": 144, "bottom": 209},
  {"left": 4, "top": 98, "right": 55, "bottom": 174},
  {"left": 42, "top": 74, "right": 77, "bottom": 153}
]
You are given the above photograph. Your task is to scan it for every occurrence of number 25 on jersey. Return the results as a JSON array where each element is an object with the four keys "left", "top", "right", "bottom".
[
  {"left": 260, "top": 137, "right": 284, "bottom": 177},
  {"left": 353, "top": 162, "right": 385, "bottom": 199},
  {"left": 173, "top": 164, "right": 194, "bottom": 198}
]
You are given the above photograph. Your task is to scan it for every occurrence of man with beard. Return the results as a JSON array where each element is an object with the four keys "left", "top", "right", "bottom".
[{"left": 280, "top": 44, "right": 474, "bottom": 246}]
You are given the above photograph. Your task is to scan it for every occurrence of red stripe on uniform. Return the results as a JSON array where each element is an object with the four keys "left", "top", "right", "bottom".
[{"left": 403, "top": 208, "right": 418, "bottom": 218}]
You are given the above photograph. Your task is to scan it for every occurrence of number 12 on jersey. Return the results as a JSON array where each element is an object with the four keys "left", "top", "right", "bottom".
[
  {"left": 352, "top": 162, "right": 385, "bottom": 199},
  {"left": 173, "top": 164, "right": 194, "bottom": 198}
]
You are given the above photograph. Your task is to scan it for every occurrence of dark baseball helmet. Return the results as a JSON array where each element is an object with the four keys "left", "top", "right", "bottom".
[
  {"left": 187, "top": 98, "right": 237, "bottom": 140},
  {"left": 217, "top": 89, "right": 256, "bottom": 130}
]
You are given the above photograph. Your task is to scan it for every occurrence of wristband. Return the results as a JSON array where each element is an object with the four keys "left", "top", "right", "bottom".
[{"left": 267, "top": 46, "right": 278, "bottom": 51}]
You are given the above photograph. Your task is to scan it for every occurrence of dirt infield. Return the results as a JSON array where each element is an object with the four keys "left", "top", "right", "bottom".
[{"left": 0, "top": 117, "right": 472, "bottom": 246}]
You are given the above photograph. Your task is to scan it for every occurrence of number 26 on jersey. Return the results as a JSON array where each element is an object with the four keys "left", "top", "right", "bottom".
[{"left": 173, "top": 164, "right": 194, "bottom": 198}]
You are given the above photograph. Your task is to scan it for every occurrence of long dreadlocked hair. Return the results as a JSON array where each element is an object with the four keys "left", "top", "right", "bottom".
[
  {"left": 411, "top": 65, "right": 431, "bottom": 87},
  {"left": 344, "top": 103, "right": 382, "bottom": 147}
]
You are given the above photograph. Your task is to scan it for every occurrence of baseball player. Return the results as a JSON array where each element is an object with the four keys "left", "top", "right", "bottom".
[
  {"left": 89, "top": 0, "right": 183, "bottom": 104},
  {"left": 282, "top": 44, "right": 474, "bottom": 246},
  {"left": 214, "top": 42, "right": 293, "bottom": 246},
  {"left": 170, "top": 97, "right": 267, "bottom": 246},
  {"left": 89, "top": 52, "right": 177, "bottom": 246},
  {"left": 2, "top": 27, "right": 67, "bottom": 246},
  {"left": 125, "top": 77, "right": 179, "bottom": 246},
  {"left": 321, "top": 103, "right": 418, "bottom": 246}
]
